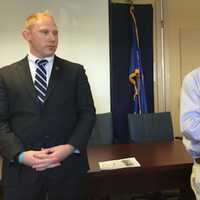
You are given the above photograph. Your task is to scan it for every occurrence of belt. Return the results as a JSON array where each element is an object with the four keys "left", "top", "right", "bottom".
[{"left": 195, "top": 158, "right": 200, "bottom": 164}]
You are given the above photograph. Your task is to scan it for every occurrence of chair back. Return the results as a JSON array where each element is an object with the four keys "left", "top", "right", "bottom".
[
  {"left": 128, "top": 112, "right": 174, "bottom": 143},
  {"left": 88, "top": 112, "right": 113, "bottom": 146}
]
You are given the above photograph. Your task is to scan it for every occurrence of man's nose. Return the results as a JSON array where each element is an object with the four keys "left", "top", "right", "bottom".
[{"left": 48, "top": 32, "right": 57, "bottom": 41}]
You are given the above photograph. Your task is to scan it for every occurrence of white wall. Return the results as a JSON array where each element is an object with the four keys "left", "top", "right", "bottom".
[
  {"left": 0, "top": 0, "right": 110, "bottom": 113},
  {"left": 163, "top": 0, "right": 200, "bottom": 136}
]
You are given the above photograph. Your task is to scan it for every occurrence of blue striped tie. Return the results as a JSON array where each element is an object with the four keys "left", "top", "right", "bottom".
[{"left": 34, "top": 59, "right": 48, "bottom": 103}]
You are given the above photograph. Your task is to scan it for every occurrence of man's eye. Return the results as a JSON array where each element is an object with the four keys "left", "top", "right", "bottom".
[
  {"left": 41, "top": 30, "right": 48, "bottom": 35},
  {"left": 53, "top": 31, "right": 58, "bottom": 36}
]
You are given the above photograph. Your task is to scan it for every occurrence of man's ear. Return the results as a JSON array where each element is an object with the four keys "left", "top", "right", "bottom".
[{"left": 22, "top": 29, "right": 30, "bottom": 41}]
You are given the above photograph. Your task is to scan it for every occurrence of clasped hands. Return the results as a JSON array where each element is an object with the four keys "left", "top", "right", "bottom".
[{"left": 20, "top": 144, "right": 74, "bottom": 171}]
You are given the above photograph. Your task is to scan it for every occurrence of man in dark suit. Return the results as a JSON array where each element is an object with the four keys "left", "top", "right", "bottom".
[{"left": 0, "top": 11, "right": 96, "bottom": 200}]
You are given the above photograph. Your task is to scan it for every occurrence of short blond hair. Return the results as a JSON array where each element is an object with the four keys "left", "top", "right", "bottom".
[{"left": 24, "top": 11, "right": 55, "bottom": 29}]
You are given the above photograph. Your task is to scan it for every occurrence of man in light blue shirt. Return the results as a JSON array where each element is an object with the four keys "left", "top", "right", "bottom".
[{"left": 180, "top": 67, "right": 200, "bottom": 199}]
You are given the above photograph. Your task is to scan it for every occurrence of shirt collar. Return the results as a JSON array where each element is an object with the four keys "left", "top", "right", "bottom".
[{"left": 27, "top": 52, "right": 54, "bottom": 64}]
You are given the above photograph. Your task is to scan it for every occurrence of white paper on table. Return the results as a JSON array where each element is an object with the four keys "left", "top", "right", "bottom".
[{"left": 99, "top": 157, "right": 141, "bottom": 170}]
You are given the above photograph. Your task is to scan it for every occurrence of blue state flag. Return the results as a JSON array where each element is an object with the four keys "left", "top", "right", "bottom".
[{"left": 129, "top": 6, "right": 147, "bottom": 114}]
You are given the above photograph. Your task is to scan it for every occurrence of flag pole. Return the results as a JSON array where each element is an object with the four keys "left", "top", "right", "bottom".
[
  {"left": 130, "top": 5, "right": 142, "bottom": 114},
  {"left": 128, "top": 3, "right": 148, "bottom": 114}
]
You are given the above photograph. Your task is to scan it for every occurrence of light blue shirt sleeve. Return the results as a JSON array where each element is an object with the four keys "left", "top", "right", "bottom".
[{"left": 180, "top": 67, "right": 200, "bottom": 158}]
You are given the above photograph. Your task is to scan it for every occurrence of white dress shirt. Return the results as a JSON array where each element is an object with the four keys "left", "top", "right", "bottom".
[
  {"left": 27, "top": 53, "right": 54, "bottom": 85},
  {"left": 180, "top": 67, "right": 200, "bottom": 158}
]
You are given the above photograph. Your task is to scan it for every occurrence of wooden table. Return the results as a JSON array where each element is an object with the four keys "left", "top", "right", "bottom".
[{"left": 87, "top": 140, "right": 195, "bottom": 199}]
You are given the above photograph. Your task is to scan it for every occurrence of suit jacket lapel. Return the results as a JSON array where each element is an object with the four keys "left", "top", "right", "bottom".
[
  {"left": 16, "top": 57, "right": 39, "bottom": 105},
  {"left": 45, "top": 56, "right": 61, "bottom": 101}
]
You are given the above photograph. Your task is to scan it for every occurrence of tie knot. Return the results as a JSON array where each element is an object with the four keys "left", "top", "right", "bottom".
[{"left": 35, "top": 59, "right": 48, "bottom": 68}]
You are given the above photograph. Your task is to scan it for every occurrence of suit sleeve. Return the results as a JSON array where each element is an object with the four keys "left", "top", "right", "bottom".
[
  {"left": 68, "top": 66, "right": 96, "bottom": 150},
  {"left": 0, "top": 72, "right": 24, "bottom": 161}
]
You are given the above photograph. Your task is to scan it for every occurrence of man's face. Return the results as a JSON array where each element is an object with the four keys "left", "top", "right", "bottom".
[{"left": 24, "top": 17, "right": 58, "bottom": 58}]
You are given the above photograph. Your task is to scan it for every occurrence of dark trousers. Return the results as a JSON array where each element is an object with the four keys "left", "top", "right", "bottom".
[{"left": 3, "top": 171, "right": 88, "bottom": 200}]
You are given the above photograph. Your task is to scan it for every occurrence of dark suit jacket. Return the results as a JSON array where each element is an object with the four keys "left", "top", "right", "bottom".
[{"left": 0, "top": 56, "right": 96, "bottom": 186}]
